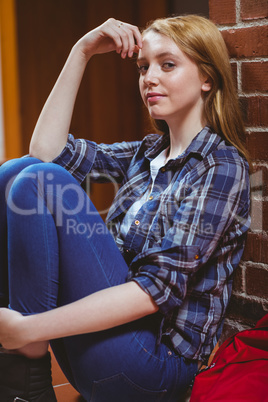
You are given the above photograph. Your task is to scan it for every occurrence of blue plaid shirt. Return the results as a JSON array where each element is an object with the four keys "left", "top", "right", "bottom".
[{"left": 53, "top": 126, "right": 251, "bottom": 360}]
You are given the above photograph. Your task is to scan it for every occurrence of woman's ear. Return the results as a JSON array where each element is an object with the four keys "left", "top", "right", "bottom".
[{"left": 201, "top": 76, "right": 212, "bottom": 92}]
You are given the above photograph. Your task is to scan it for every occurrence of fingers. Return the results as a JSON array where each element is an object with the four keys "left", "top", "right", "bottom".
[
  {"left": 106, "top": 18, "right": 142, "bottom": 59},
  {"left": 117, "top": 21, "right": 142, "bottom": 58},
  {"left": 79, "top": 18, "right": 142, "bottom": 60}
]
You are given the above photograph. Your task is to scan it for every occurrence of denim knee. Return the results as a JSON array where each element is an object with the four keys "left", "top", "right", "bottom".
[
  {"left": 12, "top": 161, "right": 77, "bottom": 186},
  {"left": 0, "top": 157, "right": 42, "bottom": 199},
  {"left": 7, "top": 161, "right": 92, "bottom": 227}
]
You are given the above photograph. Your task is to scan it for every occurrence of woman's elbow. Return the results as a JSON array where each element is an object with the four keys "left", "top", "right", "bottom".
[{"left": 29, "top": 140, "right": 59, "bottom": 162}]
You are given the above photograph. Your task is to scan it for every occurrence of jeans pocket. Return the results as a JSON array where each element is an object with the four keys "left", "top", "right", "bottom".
[{"left": 91, "top": 372, "right": 167, "bottom": 402}]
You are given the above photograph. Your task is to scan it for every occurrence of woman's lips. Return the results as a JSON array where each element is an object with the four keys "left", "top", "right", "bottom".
[{"left": 146, "top": 92, "right": 166, "bottom": 102}]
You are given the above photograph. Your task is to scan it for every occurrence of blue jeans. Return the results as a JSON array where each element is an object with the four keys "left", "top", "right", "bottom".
[{"left": 0, "top": 157, "right": 198, "bottom": 401}]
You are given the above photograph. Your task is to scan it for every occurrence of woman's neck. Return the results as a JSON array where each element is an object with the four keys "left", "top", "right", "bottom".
[{"left": 166, "top": 115, "right": 206, "bottom": 162}]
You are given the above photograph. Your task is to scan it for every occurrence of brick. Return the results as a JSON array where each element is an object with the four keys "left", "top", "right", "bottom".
[
  {"left": 246, "top": 132, "right": 268, "bottom": 161},
  {"left": 253, "top": 200, "right": 268, "bottom": 232},
  {"left": 240, "top": 96, "right": 268, "bottom": 127},
  {"left": 250, "top": 198, "right": 262, "bottom": 232},
  {"left": 232, "top": 264, "right": 244, "bottom": 293},
  {"left": 246, "top": 264, "right": 268, "bottom": 298},
  {"left": 221, "top": 26, "right": 268, "bottom": 58},
  {"left": 250, "top": 198, "right": 268, "bottom": 232},
  {"left": 209, "top": 0, "right": 236, "bottom": 24},
  {"left": 250, "top": 196, "right": 268, "bottom": 232},
  {"left": 241, "top": 62, "right": 268, "bottom": 92},
  {"left": 264, "top": 201, "right": 268, "bottom": 231},
  {"left": 243, "top": 233, "right": 268, "bottom": 264},
  {"left": 225, "top": 293, "right": 268, "bottom": 325},
  {"left": 241, "top": 0, "right": 268, "bottom": 20},
  {"left": 251, "top": 164, "right": 268, "bottom": 197},
  {"left": 230, "top": 62, "right": 238, "bottom": 89}
]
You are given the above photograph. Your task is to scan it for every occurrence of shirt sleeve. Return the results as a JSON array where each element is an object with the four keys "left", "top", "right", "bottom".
[
  {"left": 131, "top": 150, "right": 251, "bottom": 315},
  {"left": 53, "top": 134, "right": 142, "bottom": 184}
]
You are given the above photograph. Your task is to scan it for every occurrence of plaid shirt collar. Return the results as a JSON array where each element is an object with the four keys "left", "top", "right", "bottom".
[{"left": 144, "top": 126, "right": 222, "bottom": 164}]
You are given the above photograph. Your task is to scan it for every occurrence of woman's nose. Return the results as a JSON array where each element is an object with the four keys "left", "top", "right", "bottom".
[{"left": 143, "top": 66, "right": 159, "bottom": 86}]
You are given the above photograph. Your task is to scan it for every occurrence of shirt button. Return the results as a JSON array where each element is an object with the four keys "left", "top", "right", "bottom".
[
  {"left": 149, "top": 195, "right": 153, "bottom": 200},
  {"left": 134, "top": 220, "right": 140, "bottom": 226}
]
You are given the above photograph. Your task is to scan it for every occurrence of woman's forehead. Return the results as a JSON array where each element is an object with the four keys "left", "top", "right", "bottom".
[{"left": 138, "top": 31, "right": 183, "bottom": 60}]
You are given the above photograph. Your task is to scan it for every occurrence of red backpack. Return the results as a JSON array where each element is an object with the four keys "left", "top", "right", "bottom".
[{"left": 190, "top": 314, "right": 268, "bottom": 402}]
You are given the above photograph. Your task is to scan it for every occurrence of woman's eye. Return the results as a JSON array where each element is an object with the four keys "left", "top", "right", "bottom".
[
  {"left": 137, "top": 65, "right": 148, "bottom": 74},
  {"left": 162, "top": 62, "right": 175, "bottom": 70}
]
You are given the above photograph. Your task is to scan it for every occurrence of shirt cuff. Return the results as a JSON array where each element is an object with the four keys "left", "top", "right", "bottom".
[
  {"left": 132, "top": 275, "right": 181, "bottom": 315},
  {"left": 130, "top": 244, "right": 200, "bottom": 315}
]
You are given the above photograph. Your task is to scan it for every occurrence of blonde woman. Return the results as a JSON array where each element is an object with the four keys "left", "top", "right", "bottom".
[{"left": 0, "top": 16, "right": 250, "bottom": 401}]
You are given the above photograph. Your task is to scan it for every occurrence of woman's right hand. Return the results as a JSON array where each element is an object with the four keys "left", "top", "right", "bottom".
[{"left": 76, "top": 18, "right": 143, "bottom": 61}]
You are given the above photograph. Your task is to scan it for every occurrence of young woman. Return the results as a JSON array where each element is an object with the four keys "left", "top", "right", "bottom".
[{"left": 0, "top": 15, "right": 251, "bottom": 402}]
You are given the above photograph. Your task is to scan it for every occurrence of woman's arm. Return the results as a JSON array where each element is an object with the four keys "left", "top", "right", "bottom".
[
  {"left": 0, "top": 281, "right": 158, "bottom": 350},
  {"left": 29, "top": 18, "right": 142, "bottom": 162}
]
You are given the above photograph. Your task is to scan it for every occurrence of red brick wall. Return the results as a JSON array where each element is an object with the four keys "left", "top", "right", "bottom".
[{"left": 209, "top": 0, "right": 268, "bottom": 338}]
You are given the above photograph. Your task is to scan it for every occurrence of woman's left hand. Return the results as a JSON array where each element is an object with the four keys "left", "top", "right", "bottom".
[{"left": 0, "top": 308, "right": 26, "bottom": 350}]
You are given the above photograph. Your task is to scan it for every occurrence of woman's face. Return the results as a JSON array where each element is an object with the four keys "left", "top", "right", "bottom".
[{"left": 137, "top": 31, "right": 211, "bottom": 127}]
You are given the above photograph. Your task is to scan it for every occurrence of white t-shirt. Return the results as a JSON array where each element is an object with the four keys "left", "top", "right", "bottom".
[{"left": 119, "top": 147, "right": 168, "bottom": 239}]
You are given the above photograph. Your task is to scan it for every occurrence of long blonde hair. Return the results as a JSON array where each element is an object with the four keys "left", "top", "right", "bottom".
[{"left": 143, "top": 15, "right": 251, "bottom": 168}]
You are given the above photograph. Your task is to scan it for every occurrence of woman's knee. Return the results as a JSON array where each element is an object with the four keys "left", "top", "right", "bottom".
[
  {"left": 0, "top": 157, "right": 42, "bottom": 189},
  {"left": 6, "top": 162, "right": 68, "bottom": 201},
  {"left": 0, "top": 156, "right": 42, "bottom": 175},
  {"left": 8, "top": 162, "right": 88, "bottom": 220},
  {"left": 0, "top": 157, "right": 43, "bottom": 205},
  {"left": 17, "top": 162, "right": 75, "bottom": 183}
]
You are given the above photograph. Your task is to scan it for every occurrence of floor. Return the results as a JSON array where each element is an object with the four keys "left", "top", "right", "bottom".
[{"left": 50, "top": 347, "right": 84, "bottom": 401}]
